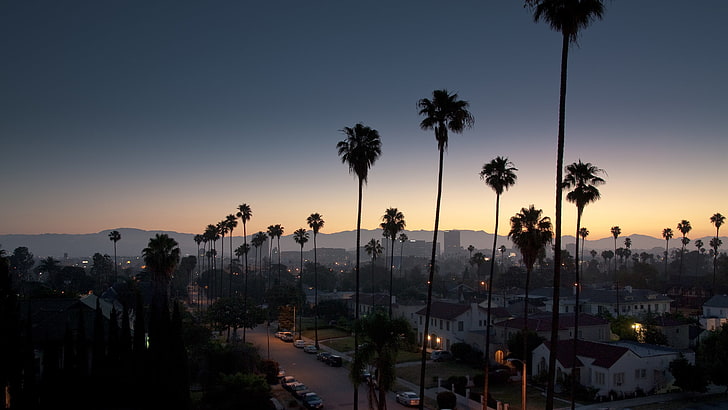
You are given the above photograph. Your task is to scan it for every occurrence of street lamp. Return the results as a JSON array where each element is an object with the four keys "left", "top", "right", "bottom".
[{"left": 506, "top": 358, "right": 527, "bottom": 410}]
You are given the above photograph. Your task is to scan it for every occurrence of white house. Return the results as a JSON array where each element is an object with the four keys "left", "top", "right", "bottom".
[
  {"left": 700, "top": 294, "right": 728, "bottom": 331},
  {"left": 532, "top": 339, "right": 693, "bottom": 399},
  {"left": 415, "top": 301, "right": 489, "bottom": 352}
]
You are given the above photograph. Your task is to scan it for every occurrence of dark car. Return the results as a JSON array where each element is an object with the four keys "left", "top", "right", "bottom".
[
  {"left": 302, "top": 392, "right": 324, "bottom": 409},
  {"left": 290, "top": 382, "right": 310, "bottom": 399},
  {"left": 317, "top": 351, "right": 331, "bottom": 362},
  {"left": 327, "top": 355, "right": 342, "bottom": 367}
]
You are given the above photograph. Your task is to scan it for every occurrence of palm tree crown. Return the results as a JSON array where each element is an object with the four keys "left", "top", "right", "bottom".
[
  {"left": 711, "top": 213, "right": 724, "bottom": 238},
  {"left": 563, "top": 160, "right": 605, "bottom": 213},
  {"left": 417, "top": 89, "right": 474, "bottom": 151},
  {"left": 480, "top": 156, "right": 518, "bottom": 196},
  {"left": 337, "top": 123, "right": 382, "bottom": 185},
  {"left": 528, "top": 0, "right": 605, "bottom": 44},
  {"left": 508, "top": 205, "right": 554, "bottom": 272}
]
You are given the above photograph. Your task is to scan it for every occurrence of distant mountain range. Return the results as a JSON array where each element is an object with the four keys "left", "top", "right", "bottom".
[{"left": 2, "top": 228, "right": 723, "bottom": 259}]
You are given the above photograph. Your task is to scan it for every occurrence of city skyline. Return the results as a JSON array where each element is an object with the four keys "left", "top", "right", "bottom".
[{"left": 2, "top": 1, "right": 726, "bottom": 240}]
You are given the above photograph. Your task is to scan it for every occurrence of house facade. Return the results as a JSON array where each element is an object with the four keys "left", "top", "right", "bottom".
[
  {"left": 415, "top": 301, "right": 489, "bottom": 352},
  {"left": 700, "top": 294, "right": 728, "bottom": 331}
]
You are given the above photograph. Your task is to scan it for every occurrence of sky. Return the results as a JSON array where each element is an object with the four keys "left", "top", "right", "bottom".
[{"left": 2, "top": 0, "right": 727, "bottom": 242}]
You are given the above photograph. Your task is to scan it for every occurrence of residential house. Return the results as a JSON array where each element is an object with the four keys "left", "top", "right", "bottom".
[
  {"left": 651, "top": 316, "right": 690, "bottom": 349},
  {"left": 700, "top": 294, "right": 728, "bottom": 331},
  {"left": 415, "top": 301, "right": 488, "bottom": 352},
  {"left": 532, "top": 339, "right": 693, "bottom": 399},
  {"left": 578, "top": 286, "right": 672, "bottom": 318}
]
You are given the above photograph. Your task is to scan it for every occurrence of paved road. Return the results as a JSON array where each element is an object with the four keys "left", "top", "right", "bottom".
[{"left": 244, "top": 324, "right": 413, "bottom": 409}]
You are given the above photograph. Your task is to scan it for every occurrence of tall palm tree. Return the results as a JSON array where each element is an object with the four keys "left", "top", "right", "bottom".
[
  {"left": 479, "top": 156, "right": 517, "bottom": 405},
  {"left": 610, "top": 225, "right": 621, "bottom": 314},
  {"left": 694, "top": 239, "right": 704, "bottom": 275},
  {"left": 204, "top": 224, "right": 219, "bottom": 300},
  {"left": 337, "top": 122, "right": 382, "bottom": 410},
  {"left": 526, "top": 2, "right": 605, "bottom": 407},
  {"left": 579, "top": 227, "right": 589, "bottom": 271},
  {"left": 416, "top": 89, "right": 474, "bottom": 407},
  {"left": 380, "top": 207, "right": 406, "bottom": 317},
  {"left": 676, "top": 219, "right": 692, "bottom": 311},
  {"left": 266, "top": 225, "right": 276, "bottom": 288},
  {"left": 293, "top": 227, "right": 309, "bottom": 339},
  {"left": 662, "top": 228, "right": 673, "bottom": 279},
  {"left": 273, "top": 224, "right": 284, "bottom": 284},
  {"left": 307, "top": 212, "right": 325, "bottom": 348},
  {"left": 710, "top": 213, "right": 724, "bottom": 293},
  {"left": 225, "top": 214, "right": 238, "bottom": 297},
  {"left": 108, "top": 230, "right": 121, "bottom": 283},
  {"left": 236, "top": 203, "right": 252, "bottom": 342},
  {"left": 562, "top": 160, "right": 605, "bottom": 410},
  {"left": 398, "top": 233, "right": 408, "bottom": 277},
  {"left": 508, "top": 204, "right": 553, "bottom": 410},
  {"left": 364, "top": 238, "right": 383, "bottom": 295},
  {"left": 252, "top": 231, "right": 266, "bottom": 275},
  {"left": 142, "top": 233, "right": 181, "bottom": 307}
]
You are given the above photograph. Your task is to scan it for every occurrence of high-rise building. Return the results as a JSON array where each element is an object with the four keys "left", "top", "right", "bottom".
[{"left": 443, "top": 230, "right": 461, "bottom": 255}]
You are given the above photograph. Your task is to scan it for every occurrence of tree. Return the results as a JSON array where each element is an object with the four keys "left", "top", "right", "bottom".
[
  {"left": 662, "top": 228, "right": 674, "bottom": 279},
  {"left": 225, "top": 214, "right": 238, "bottom": 296},
  {"left": 479, "top": 155, "right": 518, "bottom": 405},
  {"left": 669, "top": 355, "right": 708, "bottom": 393},
  {"left": 142, "top": 234, "right": 181, "bottom": 309},
  {"left": 236, "top": 203, "right": 253, "bottom": 343},
  {"left": 710, "top": 213, "right": 724, "bottom": 294},
  {"left": 417, "top": 88, "right": 474, "bottom": 408},
  {"left": 398, "top": 233, "right": 408, "bottom": 278},
  {"left": 676, "top": 219, "right": 692, "bottom": 311},
  {"left": 526, "top": 1, "right": 606, "bottom": 406},
  {"left": 610, "top": 226, "right": 621, "bottom": 315},
  {"left": 699, "top": 323, "right": 728, "bottom": 391},
  {"left": 293, "top": 228, "right": 309, "bottom": 339},
  {"left": 562, "top": 159, "right": 605, "bottom": 409},
  {"left": 337, "top": 122, "right": 382, "bottom": 410},
  {"left": 694, "top": 239, "right": 704, "bottom": 275},
  {"left": 349, "top": 309, "right": 415, "bottom": 410},
  {"left": 364, "top": 238, "right": 383, "bottom": 294},
  {"left": 579, "top": 227, "right": 589, "bottom": 271},
  {"left": 307, "top": 212, "right": 325, "bottom": 348},
  {"left": 108, "top": 230, "right": 121, "bottom": 283},
  {"left": 380, "top": 207, "right": 406, "bottom": 317},
  {"left": 508, "top": 204, "right": 553, "bottom": 410}
]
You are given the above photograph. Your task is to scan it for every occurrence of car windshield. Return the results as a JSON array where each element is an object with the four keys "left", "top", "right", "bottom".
[{"left": 305, "top": 394, "right": 321, "bottom": 401}]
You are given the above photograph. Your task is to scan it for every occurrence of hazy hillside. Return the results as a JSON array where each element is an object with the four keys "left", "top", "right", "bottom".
[{"left": 2, "top": 228, "right": 722, "bottom": 259}]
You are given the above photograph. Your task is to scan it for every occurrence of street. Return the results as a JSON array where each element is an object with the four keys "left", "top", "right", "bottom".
[{"left": 244, "top": 323, "right": 415, "bottom": 409}]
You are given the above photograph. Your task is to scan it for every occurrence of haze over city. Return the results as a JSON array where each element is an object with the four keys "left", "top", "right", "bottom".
[{"left": 2, "top": 1, "right": 726, "bottom": 241}]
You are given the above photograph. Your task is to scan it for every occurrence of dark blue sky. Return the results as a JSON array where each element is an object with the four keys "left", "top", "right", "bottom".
[{"left": 2, "top": 1, "right": 726, "bottom": 241}]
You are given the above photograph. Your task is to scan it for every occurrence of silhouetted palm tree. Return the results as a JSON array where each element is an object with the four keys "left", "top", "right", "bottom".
[
  {"left": 380, "top": 207, "right": 406, "bottom": 317},
  {"left": 252, "top": 231, "right": 267, "bottom": 280},
  {"left": 479, "top": 156, "right": 518, "bottom": 404},
  {"left": 108, "top": 230, "right": 121, "bottom": 283},
  {"left": 416, "top": 89, "right": 474, "bottom": 405},
  {"left": 266, "top": 225, "right": 276, "bottom": 288},
  {"left": 364, "top": 238, "right": 383, "bottom": 295},
  {"left": 307, "top": 212, "right": 325, "bottom": 348},
  {"left": 676, "top": 219, "right": 692, "bottom": 311},
  {"left": 662, "top": 227, "right": 673, "bottom": 278},
  {"left": 579, "top": 227, "right": 589, "bottom": 271},
  {"left": 694, "top": 239, "right": 704, "bottom": 275},
  {"left": 293, "top": 227, "right": 309, "bottom": 339},
  {"left": 236, "top": 203, "right": 252, "bottom": 342},
  {"left": 142, "top": 233, "right": 181, "bottom": 307},
  {"left": 508, "top": 204, "right": 553, "bottom": 410},
  {"left": 562, "top": 159, "right": 605, "bottom": 409},
  {"left": 526, "top": 1, "right": 606, "bottom": 406},
  {"left": 398, "top": 233, "right": 408, "bottom": 277},
  {"left": 611, "top": 225, "right": 621, "bottom": 314},
  {"left": 225, "top": 214, "right": 238, "bottom": 297},
  {"left": 337, "top": 122, "right": 382, "bottom": 410},
  {"left": 710, "top": 213, "right": 724, "bottom": 293}
]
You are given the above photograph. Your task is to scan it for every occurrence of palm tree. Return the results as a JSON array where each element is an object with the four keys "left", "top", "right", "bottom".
[
  {"left": 293, "top": 228, "right": 309, "bottom": 339},
  {"left": 108, "top": 230, "right": 121, "bottom": 283},
  {"left": 236, "top": 203, "right": 252, "bottom": 342},
  {"left": 579, "top": 227, "right": 589, "bottom": 271},
  {"left": 478, "top": 156, "right": 518, "bottom": 404},
  {"left": 610, "top": 225, "right": 621, "bottom": 315},
  {"left": 499, "top": 245, "right": 507, "bottom": 266},
  {"left": 562, "top": 160, "right": 605, "bottom": 410},
  {"left": 694, "top": 239, "right": 704, "bottom": 275},
  {"left": 710, "top": 237, "right": 723, "bottom": 293},
  {"left": 225, "top": 214, "right": 238, "bottom": 297},
  {"left": 349, "top": 309, "right": 415, "bottom": 410},
  {"left": 142, "top": 233, "right": 181, "bottom": 307},
  {"left": 252, "top": 231, "right": 266, "bottom": 274},
  {"left": 266, "top": 225, "right": 276, "bottom": 288},
  {"left": 676, "top": 219, "right": 692, "bottom": 311},
  {"left": 204, "top": 224, "right": 219, "bottom": 300},
  {"left": 526, "top": 2, "right": 606, "bottom": 407},
  {"left": 272, "top": 224, "right": 284, "bottom": 284},
  {"left": 364, "top": 238, "right": 383, "bottom": 295},
  {"left": 337, "top": 122, "right": 382, "bottom": 410},
  {"left": 711, "top": 213, "right": 725, "bottom": 239},
  {"left": 217, "top": 220, "right": 228, "bottom": 297},
  {"left": 307, "top": 212, "right": 325, "bottom": 348},
  {"left": 662, "top": 228, "right": 673, "bottom": 278},
  {"left": 380, "top": 207, "right": 406, "bottom": 317},
  {"left": 508, "top": 204, "right": 553, "bottom": 410},
  {"left": 417, "top": 89, "right": 474, "bottom": 406},
  {"left": 398, "top": 233, "right": 408, "bottom": 277},
  {"left": 710, "top": 213, "right": 724, "bottom": 293}
]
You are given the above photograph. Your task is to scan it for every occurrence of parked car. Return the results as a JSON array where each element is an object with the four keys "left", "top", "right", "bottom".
[
  {"left": 317, "top": 351, "right": 331, "bottom": 362},
  {"left": 327, "top": 355, "right": 342, "bottom": 367},
  {"left": 302, "top": 392, "right": 324, "bottom": 409},
  {"left": 430, "top": 350, "right": 453, "bottom": 362},
  {"left": 281, "top": 332, "right": 294, "bottom": 342},
  {"left": 281, "top": 376, "right": 298, "bottom": 391},
  {"left": 289, "top": 382, "right": 310, "bottom": 399},
  {"left": 276, "top": 367, "right": 286, "bottom": 379},
  {"left": 303, "top": 344, "right": 318, "bottom": 354},
  {"left": 395, "top": 391, "right": 421, "bottom": 407},
  {"left": 294, "top": 339, "right": 306, "bottom": 348}
]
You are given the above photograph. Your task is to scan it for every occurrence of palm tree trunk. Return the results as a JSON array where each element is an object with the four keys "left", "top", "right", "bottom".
[
  {"left": 419, "top": 147, "right": 445, "bottom": 409},
  {"left": 571, "top": 209, "right": 583, "bottom": 410},
  {"left": 483, "top": 193, "right": 501, "bottom": 409},
  {"left": 354, "top": 177, "right": 363, "bottom": 410},
  {"left": 389, "top": 238, "right": 395, "bottom": 318},
  {"left": 546, "top": 31, "right": 569, "bottom": 410},
  {"left": 314, "top": 234, "right": 319, "bottom": 348}
]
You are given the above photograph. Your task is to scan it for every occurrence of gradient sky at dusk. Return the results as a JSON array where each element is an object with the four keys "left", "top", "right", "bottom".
[{"left": 2, "top": 1, "right": 726, "bottom": 242}]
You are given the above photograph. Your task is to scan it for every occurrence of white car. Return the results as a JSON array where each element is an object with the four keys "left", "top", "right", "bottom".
[
  {"left": 303, "top": 344, "right": 318, "bottom": 353},
  {"left": 294, "top": 339, "right": 306, "bottom": 348},
  {"left": 395, "top": 391, "right": 420, "bottom": 407}
]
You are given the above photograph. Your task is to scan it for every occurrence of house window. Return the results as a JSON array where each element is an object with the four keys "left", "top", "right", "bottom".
[
  {"left": 420, "top": 316, "right": 422, "bottom": 325},
  {"left": 440, "top": 319, "right": 443, "bottom": 329},
  {"left": 458, "top": 321, "right": 464, "bottom": 331},
  {"left": 595, "top": 372, "right": 605, "bottom": 385},
  {"left": 614, "top": 372, "right": 624, "bottom": 386},
  {"left": 446, "top": 321, "right": 450, "bottom": 331},
  {"left": 635, "top": 369, "right": 646, "bottom": 379}
]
